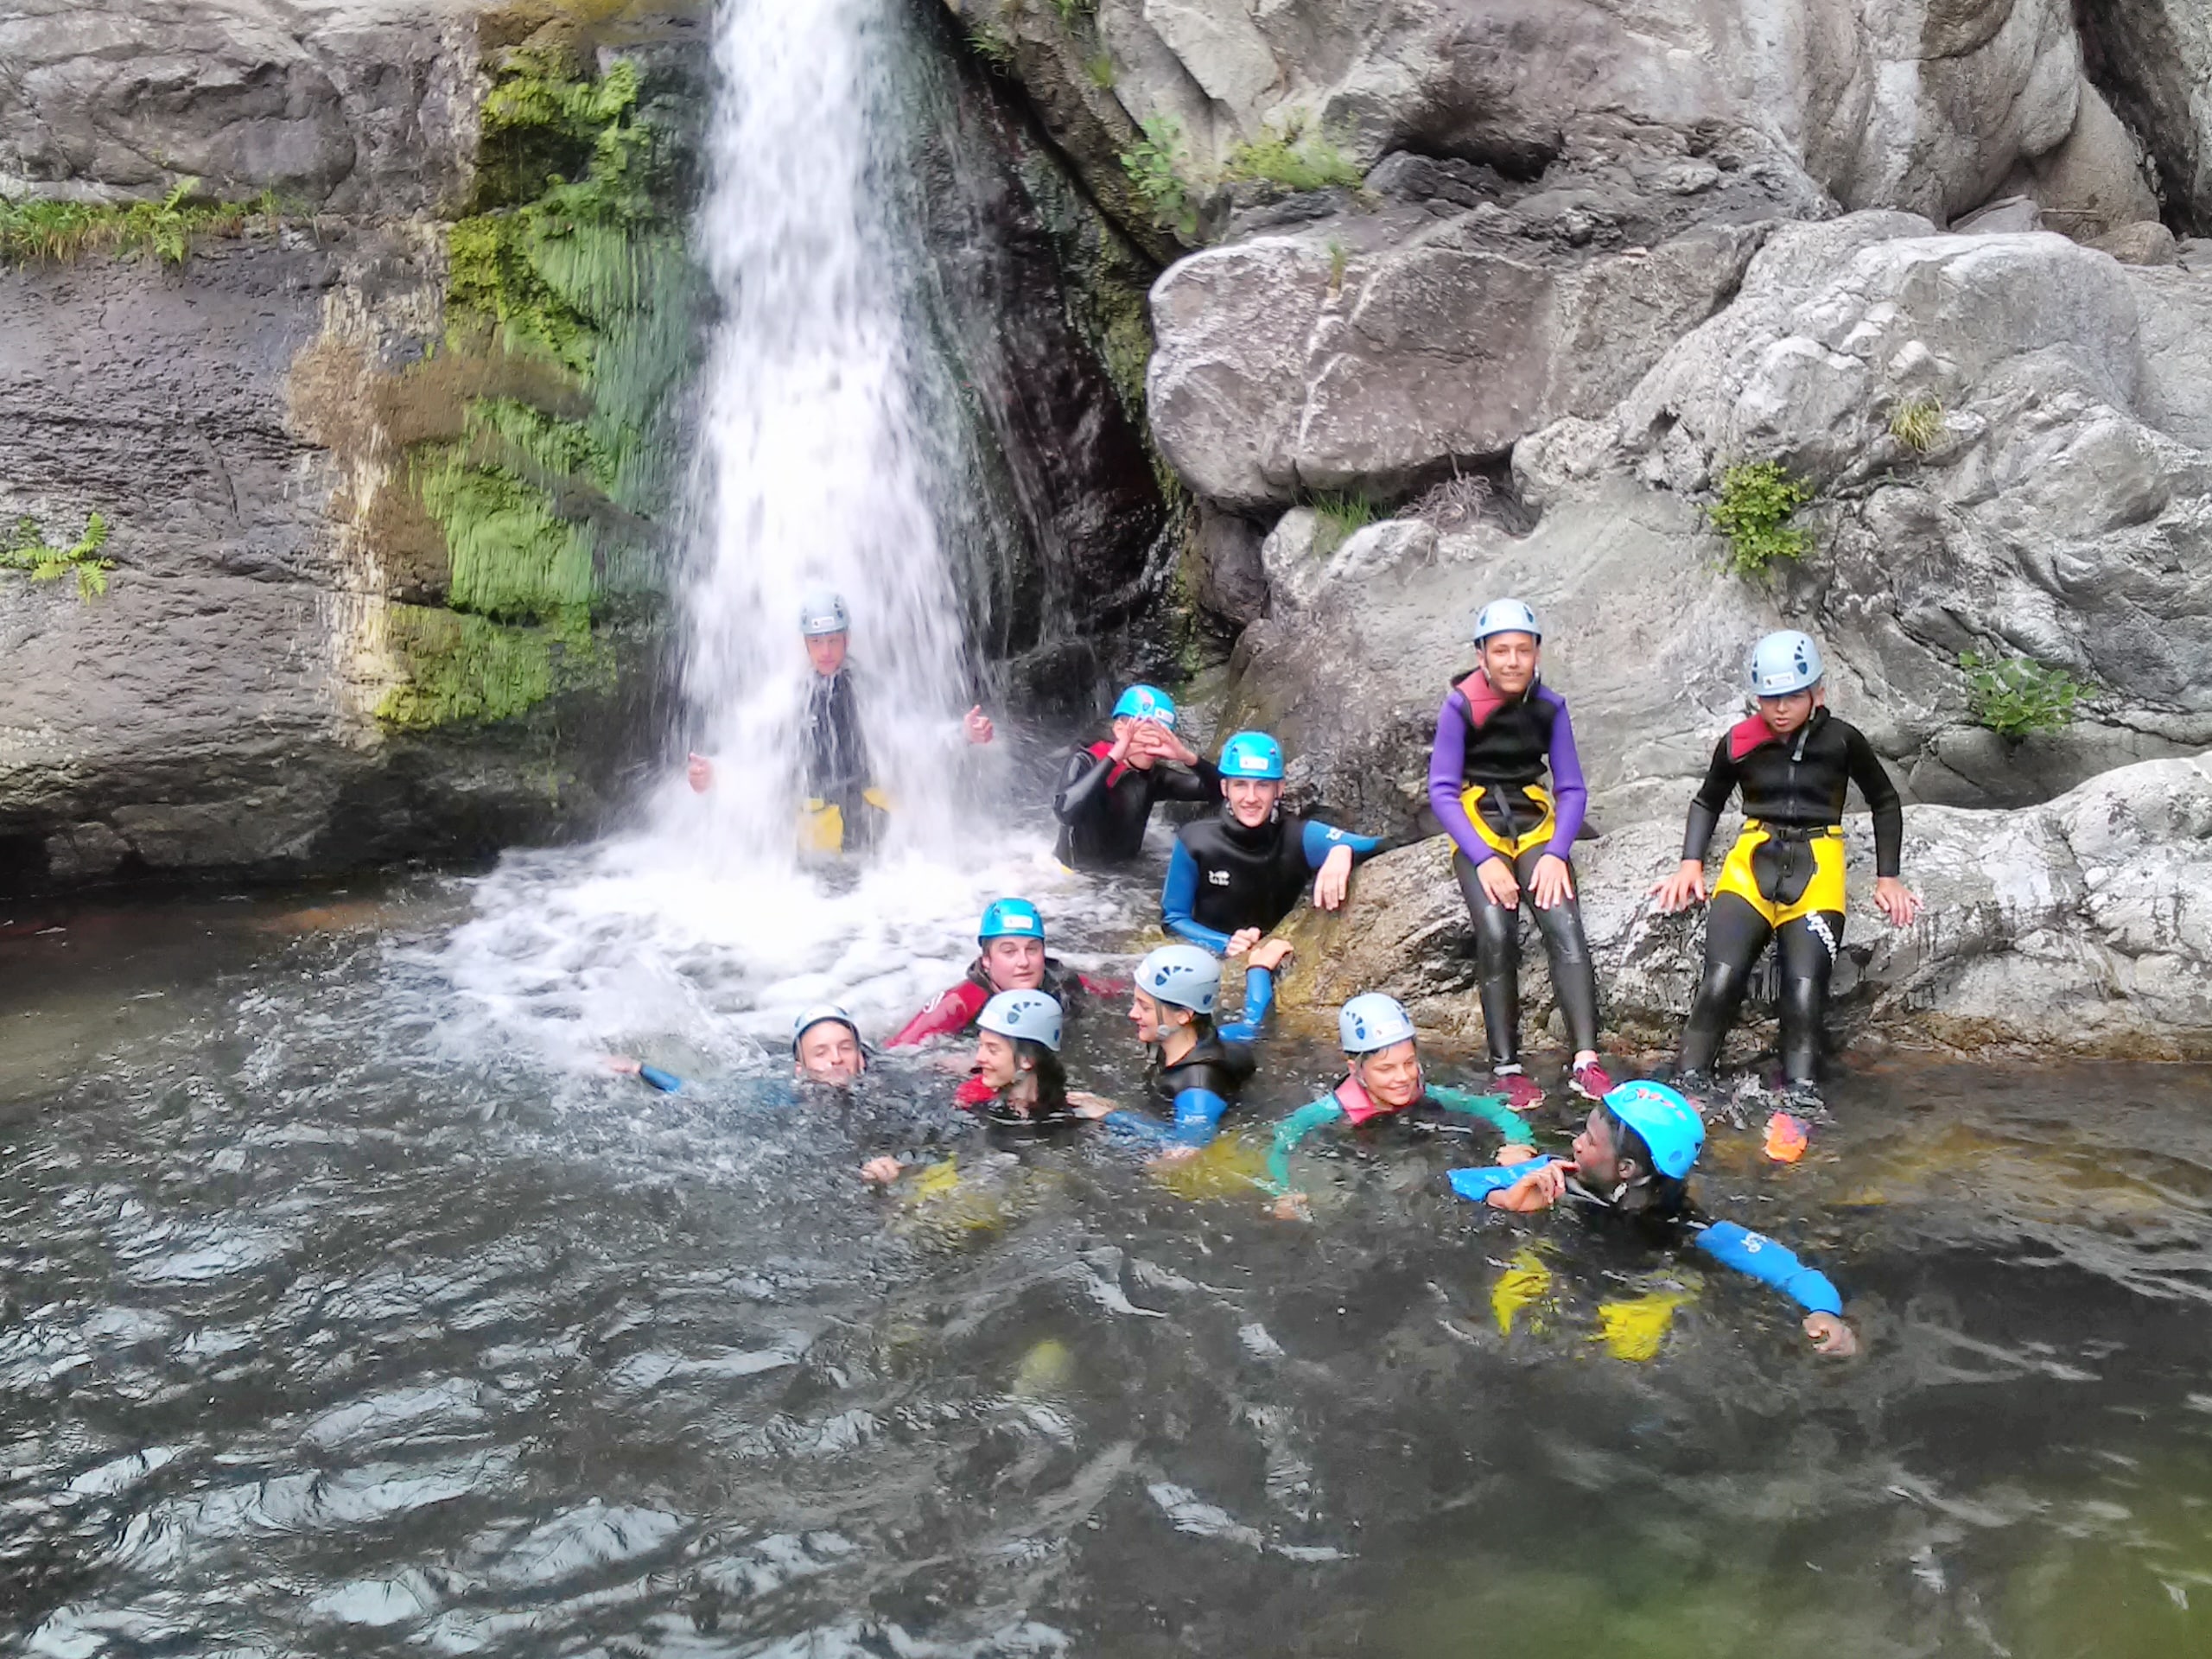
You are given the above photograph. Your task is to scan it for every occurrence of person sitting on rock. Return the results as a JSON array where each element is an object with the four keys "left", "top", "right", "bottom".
[
  {"left": 1646, "top": 630, "right": 1920, "bottom": 1114},
  {"left": 1068, "top": 942, "right": 1284, "bottom": 1159},
  {"left": 1428, "top": 598, "right": 1611, "bottom": 1112},
  {"left": 887, "top": 898, "right": 1116, "bottom": 1052},
  {"left": 607, "top": 1001, "right": 871, "bottom": 1095},
  {"left": 863, "top": 989, "right": 1071, "bottom": 1184},
  {"left": 1052, "top": 683, "right": 1222, "bottom": 870},
  {"left": 1160, "top": 730, "right": 1383, "bottom": 958},
  {"left": 686, "top": 587, "right": 994, "bottom": 855},
  {"left": 1263, "top": 993, "right": 1538, "bottom": 1216},
  {"left": 1449, "top": 1079, "right": 1859, "bottom": 1354}
]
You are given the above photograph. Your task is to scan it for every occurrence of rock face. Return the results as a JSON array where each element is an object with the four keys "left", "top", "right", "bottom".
[
  {"left": 1270, "top": 754, "right": 2212, "bottom": 1061},
  {"left": 2078, "top": 0, "right": 2212, "bottom": 231}
]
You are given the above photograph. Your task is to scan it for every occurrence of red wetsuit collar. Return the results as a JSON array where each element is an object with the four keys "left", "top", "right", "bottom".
[
  {"left": 1454, "top": 668, "right": 1535, "bottom": 732},
  {"left": 1335, "top": 1074, "right": 1400, "bottom": 1126},
  {"left": 1088, "top": 738, "right": 1132, "bottom": 789},
  {"left": 1728, "top": 706, "right": 1824, "bottom": 762}
]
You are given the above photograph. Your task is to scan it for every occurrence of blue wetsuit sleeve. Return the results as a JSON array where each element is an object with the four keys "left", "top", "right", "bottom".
[
  {"left": 1161, "top": 841, "right": 1232, "bottom": 952},
  {"left": 1265, "top": 1098, "right": 1347, "bottom": 1193},
  {"left": 1694, "top": 1220, "right": 1845, "bottom": 1316},
  {"left": 638, "top": 1064, "right": 683, "bottom": 1095},
  {"left": 1302, "top": 820, "right": 1384, "bottom": 869},
  {"left": 1427, "top": 1085, "right": 1535, "bottom": 1145},
  {"left": 1446, "top": 1157, "right": 1561, "bottom": 1203},
  {"left": 1105, "top": 1090, "right": 1233, "bottom": 1150},
  {"left": 1216, "top": 963, "right": 1273, "bottom": 1044}
]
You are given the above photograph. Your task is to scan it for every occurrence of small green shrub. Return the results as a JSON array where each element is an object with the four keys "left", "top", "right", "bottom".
[
  {"left": 1310, "top": 491, "right": 1376, "bottom": 555},
  {"left": 1121, "top": 116, "right": 1198, "bottom": 239},
  {"left": 1709, "top": 460, "right": 1814, "bottom": 576},
  {"left": 969, "top": 25, "right": 1017, "bottom": 70},
  {"left": 0, "top": 180, "right": 272, "bottom": 266},
  {"left": 1085, "top": 52, "right": 1116, "bottom": 88},
  {"left": 1052, "top": 0, "right": 1097, "bottom": 22},
  {"left": 3, "top": 512, "right": 113, "bottom": 599},
  {"left": 1326, "top": 236, "right": 1349, "bottom": 295},
  {"left": 1889, "top": 396, "right": 1944, "bottom": 453},
  {"left": 1961, "top": 651, "right": 2084, "bottom": 739},
  {"left": 1224, "top": 118, "right": 1363, "bottom": 193}
]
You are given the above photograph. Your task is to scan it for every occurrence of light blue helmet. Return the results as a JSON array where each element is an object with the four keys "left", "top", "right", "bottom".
[
  {"left": 1604, "top": 1080, "right": 1705, "bottom": 1179},
  {"left": 791, "top": 1002, "right": 860, "bottom": 1055},
  {"left": 1750, "top": 629, "right": 1823, "bottom": 697},
  {"left": 1112, "top": 684, "right": 1178, "bottom": 729},
  {"left": 1218, "top": 730, "right": 1285, "bottom": 780},
  {"left": 979, "top": 899, "right": 1046, "bottom": 942},
  {"left": 1338, "top": 992, "right": 1418, "bottom": 1054},
  {"left": 798, "top": 588, "right": 850, "bottom": 637},
  {"left": 1135, "top": 944, "right": 1222, "bottom": 1015},
  {"left": 1471, "top": 598, "right": 1541, "bottom": 645},
  {"left": 979, "top": 988, "right": 1063, "bottom": 1052}
]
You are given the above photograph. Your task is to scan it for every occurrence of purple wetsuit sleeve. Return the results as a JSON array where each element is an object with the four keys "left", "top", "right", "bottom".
[
  {"left": 1540, "top": 687, "right": 1589, "bottom": 859},
  {"left": 1427, "top": 692, "right": 1496, "bottom": 866}
]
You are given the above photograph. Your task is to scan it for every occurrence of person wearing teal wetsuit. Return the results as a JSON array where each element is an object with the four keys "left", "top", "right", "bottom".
[
  {"left": 1265, "top": 993, "right": 1537, "bottom": 1210},
  {"left": 1448, "top": 1079, "right": 1859, "bottom": 1353}
]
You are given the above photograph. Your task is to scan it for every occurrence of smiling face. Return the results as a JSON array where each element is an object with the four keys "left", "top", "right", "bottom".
[
  {"left": 1224, "top": 775, "right": 1283, "bottom": 827},
  {"left": 1353, "top": 1039, "right": 1423, "bottom": 1109},
  {"left": 1129, "top": 988, "right": 1191, "bottom": 1046},
  {"left": 982, "top": 935, "right": 1046, "bottom": 993},
  {"left": 804, "top": 632, "right": 849, "bottom": 676},
  {"left": 1479, "top": 630, "right": 1540, "bottom": 696},
  {"left": 1757, "top": 685, "right": 1821, "bottom": 736},
  {"left": 975, "top": 1028, "right": 1020, "bottom": 1092},
  {"left": 794, "top": 1020, "right": 863, "bottom": 1085}
]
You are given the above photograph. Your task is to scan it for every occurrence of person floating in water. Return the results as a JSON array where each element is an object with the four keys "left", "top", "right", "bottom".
[
  {"left": 1430, "top": 599, "right": 1612, "bottom": 1112},
  {"left": 1052, "top": 683, "right": 1222, "bottom": 870},
  {"left": 1265, "top": 993, "right": 1537, "bottom": 1214},
  {"left": 1068, "top": 942, "right": 1281, "bottom": 1158},
  {"left": 1448, "top": 1079, "right": 1859, "bottom": 1354},
  {"left": 1161, "top": 730, "right": 1384, "bottom": 960},
  {"left": 887, "top": 899, "right": 1116, "bottom": 1052},
  {"left": 687, "top": 588, "right": 994, "bottom": 854},
  {"left": 1646, "top": 631, "right": 1920, "bottom": 1113},
  {"left": 863, "top": 989, "right": 1071, "bottom": 1185},
  {"left": 608, "top": 1001, "right": 871, "bottom": 1094}
]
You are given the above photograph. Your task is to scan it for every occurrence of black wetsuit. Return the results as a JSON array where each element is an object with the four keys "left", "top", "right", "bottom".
[
  {"left": 1101, "top": 1034, "right": 1257, "bottom": 1150},
  {"left": 804, "top": 665, "right": 882, "bottom": 851},
  {"left": 1162, "top": 810, "right": 1383, "bottom": 949},
  {"left": 1052, "top": 741, "right": 1223, "bottom": 868},
  {"left": 1677, "top": 709, "right": 1904, "bottom": 1083}
]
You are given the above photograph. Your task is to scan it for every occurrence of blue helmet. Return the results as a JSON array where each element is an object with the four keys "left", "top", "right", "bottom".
[
  {"left": 1112, "top": 684, "right": 1178, "bottom": 729},
  {"left": 1750, "top": 630, "right": 1823, "bottom": 697},
  {"left": 1135, "top": 944, "right": 1222, "bottom": 1015},
  {"left": 798, "top": 588, "right": 850, "bottom": 637},
  {"left": 1338, "top": 992, "right": 1418, "bottom": 1054},
  {"left": 1471, "top": 597, "right": 1541, "bottom": 645},
  {"left": 1604, "top": 1080, "right": 1705, "bottom": 1179},
  {"left": 978, "top": 899, "right": 1046, "bottom": 943},
  {"left": 790, "top": 1002, "right": 860, "bottom": 1055},
  {"left": 979, "top": 988, "right": 1063, "bottom": 1052},
  {"left": 1218, "top": 731, "right": 1284, "bottom": 780}
]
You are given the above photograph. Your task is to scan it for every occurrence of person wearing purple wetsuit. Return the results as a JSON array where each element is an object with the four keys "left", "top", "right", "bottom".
[{"left": 1427, "top": 599, "right": 1611, "bottom": 1111}]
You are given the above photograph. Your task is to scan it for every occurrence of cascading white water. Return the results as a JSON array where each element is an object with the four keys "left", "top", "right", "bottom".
[{"left": 432, "top": 0, "right": 1128, "bottom": 1070}]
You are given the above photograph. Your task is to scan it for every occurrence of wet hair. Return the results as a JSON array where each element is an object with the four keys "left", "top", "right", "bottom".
[
  {"left": 1605, "top": 1112, "right": 1688, "bottom": 1218},
  {"left": 984, "top": 1037, "right": 1071, "bottom": 1128}
]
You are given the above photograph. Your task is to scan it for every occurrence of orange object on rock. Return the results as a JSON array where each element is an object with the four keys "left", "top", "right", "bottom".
[{"left": 1764, "top": 1111, "right": 1809, "bottom": 1163}]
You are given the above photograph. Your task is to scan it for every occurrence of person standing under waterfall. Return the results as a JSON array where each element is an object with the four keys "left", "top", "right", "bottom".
[
  {"left": 1428, "top": 599, "right": 1612, "bottom": 1114},
  {"left": 686, "top": 588, "right": 995, "bottom": 854},
  {"left": 1646, "top": 630, "right": 1920, "bottom": 1113},
  {"left": 1160, "top": 731, "right": 1385, "bottom": 957},
  {"left": 1052, "top": 683, "right": 1222, "bottom": 869}
]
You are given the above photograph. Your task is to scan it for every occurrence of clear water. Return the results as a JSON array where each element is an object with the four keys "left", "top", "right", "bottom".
[{"left": 4, "top": 887, "right": 2211, "bottom": 1656}]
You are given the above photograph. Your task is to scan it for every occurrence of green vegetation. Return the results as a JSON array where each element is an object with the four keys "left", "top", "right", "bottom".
[
  {"left": 1708, "top": 461, "right": 1814, "bottom": 576},
  {"left": 1052, "top": 0, "right": 1097, "bottom": 21},
  {"left": 1311, "top": 491, "right": 1376, "bottom": 555},
  {"left": 1224, "top": 115, "right": 1363, "bottom": 193},
  {"left": 376, "top": 604, "right": 582, "bottom": 728},
  {"left": 0, "top": 180, "right": 276, "bottom": 266},
  {"left": 1961, "top": 651, "right": 2085, "bottom": 739},
  {"left": 969, "top": 24, "right": 1017, "bottom": 70},
  {"left": 3, "top": 512, "right": 113, "bottom": 600},
  {"left": 1326, "top": 237, "right": 1349, "bottom": 295},
  {"left": 1121, "top": 116, "right": 1198, "bottom": 241},
  {"left": 1085, "top": 52, "right": 1116, "bottom": 89},
  {"left": 1889, "top": 395, "right": 1945, "bottom": 453}
]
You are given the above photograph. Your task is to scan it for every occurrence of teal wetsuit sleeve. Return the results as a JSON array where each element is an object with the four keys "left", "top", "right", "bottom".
[
  {"left": 1446, "top": 1156, "right": 1561, "bottom": 1203},
  {"left": 1694, "top": 1220, "right": 1844, "bottom": 1316},
  {"left": 1161, "top": 841, "right": 1232, "bottom": 952},
  {"left": 638, "top": 1064, "right": 683, "bottom": 1095},
  {"left": 1216, "top": 963, "right": 1274, "bottom": 1044},
  {"left": 1265, "top": 1098, "right": 1347, "bottom": 1193},
  {"left": 1301, "top": 820, "right": 1383, "bottom": 868},
  {"left": 1428, "top": 1085, "right": 1535, "bottom": 1145}
]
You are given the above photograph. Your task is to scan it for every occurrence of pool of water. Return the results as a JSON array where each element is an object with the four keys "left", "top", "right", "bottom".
[{"left": 3, "top": 879, "right": 2209, "bottom": 1656}]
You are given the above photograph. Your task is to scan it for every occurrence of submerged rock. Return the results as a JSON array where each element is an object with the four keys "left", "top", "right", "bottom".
[{"left": 1271, "top": 753, "right": 2212, "bottom": 1061}]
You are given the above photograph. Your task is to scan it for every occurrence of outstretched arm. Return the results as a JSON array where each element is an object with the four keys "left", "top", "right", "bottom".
[
  {"left": 1692, "top": 1220, "right": 1844, "bottom": 1315},
  {"left": 1264, "top": 1098, "right": 1347, "bottom": 1194},
  {"left": 887, "top": 981, "right": 988, "bottom": 1050},
  {"left": 1215, "top": 963, "right": 1275, "bottom": 1045},
  {"left": 1301, "top": 820, "right": 1384, "bottom": 868},
  {"left": 1427, "top": 1085, "right": 1535, "bottom": 1147},
  {"left": 1161, "top": 842, "right": 1233, "bottom": 953}
]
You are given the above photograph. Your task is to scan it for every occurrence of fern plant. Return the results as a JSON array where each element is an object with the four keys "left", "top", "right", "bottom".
[{"left": 2, "top": 512, "right": 114, "bottom": 599}]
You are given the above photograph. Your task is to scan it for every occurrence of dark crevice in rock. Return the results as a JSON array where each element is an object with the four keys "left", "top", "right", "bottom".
[{"left": 2075, "top": 0, "right": 2205, "bottom": 234}]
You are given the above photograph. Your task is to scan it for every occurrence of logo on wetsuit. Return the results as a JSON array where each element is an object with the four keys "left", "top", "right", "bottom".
[{"left": 1206, "top": 869, "right": 1232, "bottom": 886}]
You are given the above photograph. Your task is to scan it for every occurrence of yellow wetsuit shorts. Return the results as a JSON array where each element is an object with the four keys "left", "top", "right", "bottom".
[
  {"left": 1713, "top": 820, "right": 1846, "bottom": 927},
  {"left": 1458, "top": 783, "right": 1556, "bottom": 859}
]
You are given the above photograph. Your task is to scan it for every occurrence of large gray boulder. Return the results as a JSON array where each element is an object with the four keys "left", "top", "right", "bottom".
[{"left": 1271, "top": 753, "right": 2212, "bottom": 1061}]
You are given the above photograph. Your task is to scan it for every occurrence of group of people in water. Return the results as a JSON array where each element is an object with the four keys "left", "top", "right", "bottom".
[{"left": 648, "top": 588, "right": 1919, "bottom": 1357}]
